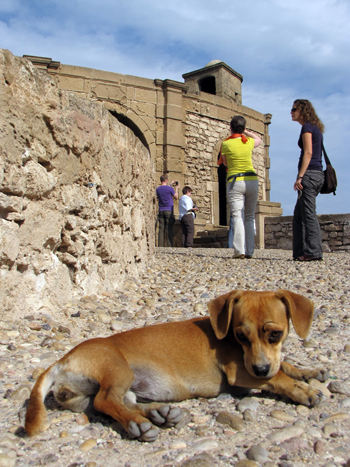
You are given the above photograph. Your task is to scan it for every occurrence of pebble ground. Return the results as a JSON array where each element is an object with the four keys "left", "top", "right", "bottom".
[{"left": 1, "top": 248, "right": 350, "bottom": 467}]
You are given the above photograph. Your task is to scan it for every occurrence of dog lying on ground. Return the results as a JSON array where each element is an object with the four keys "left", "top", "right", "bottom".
[{"left": 25, "top": 289, "right": 326, "bottom": 441}]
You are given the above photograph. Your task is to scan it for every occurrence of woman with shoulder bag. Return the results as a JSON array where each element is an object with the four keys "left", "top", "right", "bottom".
[{"left": 291, "top": 99, "right": 324, "bottom": 261}]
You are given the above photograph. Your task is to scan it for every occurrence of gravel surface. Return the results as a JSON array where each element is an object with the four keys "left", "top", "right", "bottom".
[{"left": 1, "top": 248, "right": 350, "bottom": 467}]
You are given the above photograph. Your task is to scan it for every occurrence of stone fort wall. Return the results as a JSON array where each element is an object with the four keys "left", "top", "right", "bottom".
[{"left": 24, "top": 56, "right": 282, "bottom": 248}]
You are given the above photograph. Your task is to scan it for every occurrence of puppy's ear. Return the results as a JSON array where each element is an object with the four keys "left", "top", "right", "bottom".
[
  {"left": 208, "top": 290, "right": 243, "bottom": 339},
  {"left": 276, "top": 289, "right": 314, "bottom": 339}
]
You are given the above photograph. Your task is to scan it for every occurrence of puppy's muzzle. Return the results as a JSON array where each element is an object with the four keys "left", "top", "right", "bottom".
[{"left": 252, "top": 364, "right": 271, "bottom": 378}]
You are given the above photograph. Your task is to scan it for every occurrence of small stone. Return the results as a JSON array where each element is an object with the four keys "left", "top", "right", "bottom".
[
  {"left": 80, "top": 439, "right": 97, "bottom": 451},
  {"left": 193, "top": 303, "right": 205, "bottom": 314},
  {"left": 51, "top": 341, "right": 66, "bottom": 351},
  {"left": 40, "top": 454, "right": 59, "bottom": 465},
  {"left": 323, "top": 424, "right": 337, "bottom": 436},
  {"left": 191, "top": 437, "right": 218, "bottom": 451},
  {"left": 58, "top": 325, "right": 71, "bottom": 335},
  {"left": 339, "top": 398, "right": 350, "bottom": 408},
  {"left": 170, "top": 440, "right": 187, "bottom": 449},
  {"left": 6, "top": 330, "right": 19, "bottom": 339},
  {"left": 10, "top": 385, "right": 31, "bottom": 402},
  {"left": 328, "top": 381, "right": 350, "bottom": 396},
  {"left": 40, "top": 337, "right": 54, "bottom": 348},
  {"left": 303, "top": 338, "right": 317, "bottom": 347},
  {"left": 235, "top": 461, "right": 260, "bottom": 467},
  {"left": 322, "top": 413, "right": 349, "bottom": 423},
  {"left": 267, "top": 426, "right": 304, "bottom": 443},
  {"left": 31, "top": 368, "right": 45, "bottom": 381},
  {"left": 28, "top": 323, "right": 42, "bottom": 331},
  {"left": 236, "top": 398, "right": 260, "bottom": 413},
  {"left": 314, "top": 439, "right": 327, "bottom": 454},
  {"left": 344, "top": 344, "right": 350, "bottom": 353},
  {"left": 76, "top": 414, "right": 89, "bottom": 425},
  {"left": 98, "top": 313, "right": 111, "bottom": 324},
  {"left": 192, "top": 414, "right": 211, "bottom": 424},
  {"left": 181, "top": 452, "right": 215, "bottom": 467},
  {"left": 243, "top": 409, "right": 256, "bottom": 422},
  {"left": 296, "top": 405, "right": 310, "bottom": 416},
  {"left": 216, "top": 411, "right": 244, "bottom": 430},
  {"left": 309, "top": 378, "right": 332, "bottom": 397},
  {"left": 246, "top": 444, "right": 269, "bottom": 462},
  {"left": 0, "top": 435, "right": 16, "bottom": 450},
  {"left": 0, "top": 453, "right": 16, "bottom": 467},
  {"left": 270, "top": 410, "right": 295, "bottom": 422},
  {"left": 59, "top": 430, "right": 69, "bottom": 438},
  {"left": 110, "top": 320, "right": 124, "bottom": 332},
  {"left": 279, "top": 437, "right": 309, "bottom": 451}
]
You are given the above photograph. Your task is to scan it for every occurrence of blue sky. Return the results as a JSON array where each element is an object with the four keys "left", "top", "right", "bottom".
[{"left": 1, "top": 0, "right": 349, "bottom": 215}]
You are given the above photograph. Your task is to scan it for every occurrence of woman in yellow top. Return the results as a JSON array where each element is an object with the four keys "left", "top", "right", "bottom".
[{"left": 220, "top": 116, "right": 262, "bottom": 258}]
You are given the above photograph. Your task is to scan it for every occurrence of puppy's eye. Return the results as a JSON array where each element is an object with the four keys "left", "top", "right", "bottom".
[
  {"left": 269, "top": 331, "right": 283, "bottom": 343},
  {"left": 236, "top": 332, "right": 249, "bottom": 344}
]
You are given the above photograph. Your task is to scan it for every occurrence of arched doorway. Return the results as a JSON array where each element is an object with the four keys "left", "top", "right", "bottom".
[
  {"left": 108, "top": 110, "right": 150, "bottom": 152},
  {"left": 217, "top": 153, "right": 227, "bottom": 226}
]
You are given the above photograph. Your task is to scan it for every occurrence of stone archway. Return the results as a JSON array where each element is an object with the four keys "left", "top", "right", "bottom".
[{"left": 103, "top": 103, "right": 156, "bottom": 163}]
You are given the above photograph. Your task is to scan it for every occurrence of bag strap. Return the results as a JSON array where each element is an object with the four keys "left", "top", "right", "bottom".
[{"left": 321, "top": 142, "right": 331, "bottom": 166}]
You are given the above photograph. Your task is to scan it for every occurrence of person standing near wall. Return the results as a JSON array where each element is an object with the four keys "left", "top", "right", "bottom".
[
  {"left": 220, "top": 116, "right": 262, "bottom": 258},
  {"left": 156, "top": 174, "right": 179, "bottom": 247},
  {"left": 179, "top": 186, "right": 198, "bottom": 248},
  {"left": 291, "top": 99, "right": 324, "bottom": 261}
]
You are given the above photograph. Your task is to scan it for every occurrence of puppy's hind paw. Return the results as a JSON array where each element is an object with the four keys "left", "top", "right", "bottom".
[
  {"left": 150, "top": 406, "right": 183, "bottom": 428},
  {"left": 128, "top": 421, "right": 159, "bottom": 442}
]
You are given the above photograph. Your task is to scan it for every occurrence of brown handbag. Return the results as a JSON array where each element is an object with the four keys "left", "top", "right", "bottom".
[{"left": 320, "top": 143, "right": 337, "bottom": 195}]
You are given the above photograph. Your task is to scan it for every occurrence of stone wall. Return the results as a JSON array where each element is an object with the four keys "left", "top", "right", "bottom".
[
  {"left": 265, "top": 214, "right": 350, "bottom": 253},
  {"left": 0, "top": 49, "right": 155, "bottom": 318},
  {"left": 22, "top": 54, "right": 281, "bottom": 248},
  {"left": 183, "top": 112, "right": 268, "bottom": 227}
]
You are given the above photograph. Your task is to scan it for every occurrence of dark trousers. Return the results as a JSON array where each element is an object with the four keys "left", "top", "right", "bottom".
[
  {"left": 158, "top": 210, "right": 174, "bottom": 247},
  {"left": 180, "top": 213, "right": 194, "bottom": 247},
  {"left": 293, "top": 170, "right": 324, "bottom": 259}
]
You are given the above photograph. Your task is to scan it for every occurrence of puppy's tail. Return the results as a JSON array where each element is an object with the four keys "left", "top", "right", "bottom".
[{"left": 25, "top": 364, "right": 59, "bottom": 436}]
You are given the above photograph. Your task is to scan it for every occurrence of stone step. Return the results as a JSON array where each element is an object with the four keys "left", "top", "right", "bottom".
[{"left": 193, "top": 226, "right": 229, "bottom": 248}]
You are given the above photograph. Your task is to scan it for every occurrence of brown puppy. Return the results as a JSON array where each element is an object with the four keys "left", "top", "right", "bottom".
[{"left": 25, "top": 290, "right": 326, "bottom": 441}]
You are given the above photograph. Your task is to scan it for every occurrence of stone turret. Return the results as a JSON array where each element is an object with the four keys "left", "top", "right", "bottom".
[{"left": 183, "top": 60, "right": 243, "bottom": 103}]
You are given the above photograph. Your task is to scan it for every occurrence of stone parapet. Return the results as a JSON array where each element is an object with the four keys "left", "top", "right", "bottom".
[{"left": 265, "top": 213, "right": 350, "bottom": 252}]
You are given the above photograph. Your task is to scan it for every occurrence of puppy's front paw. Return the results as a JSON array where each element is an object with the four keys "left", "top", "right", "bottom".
[
  {"left": 128, "top": 421, "right": 159, "bottom": 442},
  {"left": 291, "top": 381, "right": 324, "bottom": 407},
  {"left": 314, "top": 369, "right": 330, "bottom": 382},
  {"left": 150, "top": 406, "right": 183, "bottom": 428}
]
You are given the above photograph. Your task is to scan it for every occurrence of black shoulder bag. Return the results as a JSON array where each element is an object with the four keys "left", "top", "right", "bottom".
[{"left": 320, "top": 143, "right": 337, "bottom": 195}]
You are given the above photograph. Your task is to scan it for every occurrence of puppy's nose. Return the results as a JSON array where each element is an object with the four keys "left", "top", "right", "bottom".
[{"left": 252, "top": 364, "right": 270, "bottom": 377}]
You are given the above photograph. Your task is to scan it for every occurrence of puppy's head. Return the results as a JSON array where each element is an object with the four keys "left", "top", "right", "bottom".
[{"left": 208, "top": 289, "right": 314, "bottom": 379}]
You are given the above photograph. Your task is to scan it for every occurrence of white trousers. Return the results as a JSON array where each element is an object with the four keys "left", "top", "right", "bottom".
[{"left": 227, "top": 180, "right": 259, "bottom": 256}]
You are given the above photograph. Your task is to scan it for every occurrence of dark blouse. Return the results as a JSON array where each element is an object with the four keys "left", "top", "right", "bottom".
[{"left": 298, "top": 122, "right": 323, "bottom": 171}]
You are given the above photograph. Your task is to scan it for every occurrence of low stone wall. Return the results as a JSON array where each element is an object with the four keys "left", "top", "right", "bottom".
[{"left": 265, "top": 214, "right": 350, "bottom": 253}]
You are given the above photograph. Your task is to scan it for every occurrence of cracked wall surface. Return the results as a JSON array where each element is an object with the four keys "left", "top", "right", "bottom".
[{"left": 0, "top": 48, "right": 155, "bottom": 318}]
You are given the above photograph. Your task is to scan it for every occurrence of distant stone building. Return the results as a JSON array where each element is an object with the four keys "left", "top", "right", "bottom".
[{"left": 24, "top": 55, "right": 282, "bottom": 247}]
